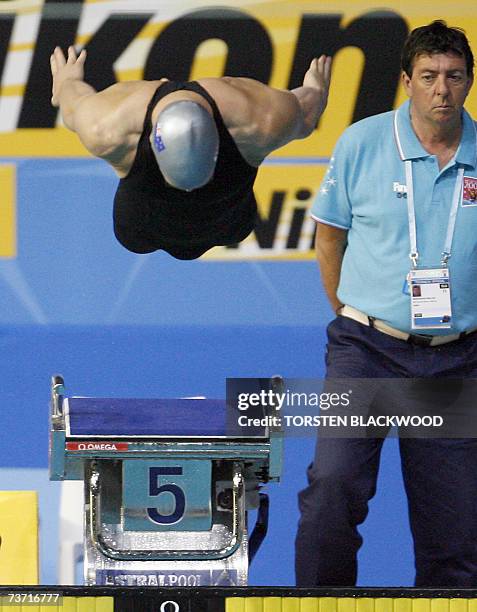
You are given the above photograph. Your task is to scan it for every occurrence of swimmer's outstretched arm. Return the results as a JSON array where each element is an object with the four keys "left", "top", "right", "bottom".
[
  {"left": 50, "top": 46, "right": 95, "bottom": 131},
  {"left": 50, "top": 47, "right": 331, "bottom": 166},
  {"left": 50, "top": 46, "right": 150, "bottom": 160},
  {"left": 291, "top": 55, "right": 332, "bottom": 136},
  {"left": 199, "top": 55, "right": 332, "bottom": 163}
]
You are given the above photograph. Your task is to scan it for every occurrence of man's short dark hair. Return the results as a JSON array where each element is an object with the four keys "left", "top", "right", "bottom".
[{"left": 401, "top": 20, "right": 474, "bottom": 79}]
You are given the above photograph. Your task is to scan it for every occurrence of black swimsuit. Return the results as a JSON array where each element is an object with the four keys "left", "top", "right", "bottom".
[{"left": 113, "top": 81, "right": 258, "bottom": 260}]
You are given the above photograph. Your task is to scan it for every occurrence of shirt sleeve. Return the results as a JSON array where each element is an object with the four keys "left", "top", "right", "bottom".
[{"left": 310, "top": 133, "right": 352, "bottom": 230}]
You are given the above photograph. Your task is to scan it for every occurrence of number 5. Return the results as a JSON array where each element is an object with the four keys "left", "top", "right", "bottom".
[{"left": 147, "top": 467, "right": 186, "bottom": 524}]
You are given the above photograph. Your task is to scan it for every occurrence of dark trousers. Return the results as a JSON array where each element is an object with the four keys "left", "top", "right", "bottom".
[{"left": 295, "top": 316, "right": 477, "bottom": 587}]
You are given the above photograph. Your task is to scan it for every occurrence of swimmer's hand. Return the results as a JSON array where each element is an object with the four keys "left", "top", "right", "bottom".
[
  {"left": 303, "top": 55, "right": 332, "bottom": 124},
  {"left": 50, "top": 46, "right": 87, "bottom": 107},
  {"left": 290, "top": 54, "right": 332, "bottom": 136}
]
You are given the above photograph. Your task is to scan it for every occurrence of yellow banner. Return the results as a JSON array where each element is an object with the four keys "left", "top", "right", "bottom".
[
  {"left": 0, "top": 166, "right": 16, "bottom": 259},
  {"left": 0, "top": 1, "right": 476, "bottom": 157},
  {"left": 205, "top": 164, "right": 327, "bottom": 260},
  {"left": 0, "top": 595, "right": 113, "bottom": 611},
  {"left": 0, "top": 1, "right": 476, "bottom": 260},
  {"left": 226, "top": 595, "right": 477, "bottom": 612},
  {"left": 0, "top": 491, "right": 39, "bottom": 585}
]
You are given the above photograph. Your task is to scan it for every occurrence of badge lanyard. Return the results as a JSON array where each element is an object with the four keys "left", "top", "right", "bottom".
[
  {"left": 393, "top": 104, "right": 467, "bottom": 329},
  {"left": 404, "top": 161, "right": 463, "bottom": 329},
  {"left": 405, "top": 160, "right": 464, "bottom": 268}
]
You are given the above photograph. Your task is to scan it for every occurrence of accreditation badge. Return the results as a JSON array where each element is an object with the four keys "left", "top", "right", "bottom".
[
  {"left": 409, "top": 267, "right": 452, "bottom": 329},
  {"left": 462, "top": 176, "right": 477, "bottom": 207}
]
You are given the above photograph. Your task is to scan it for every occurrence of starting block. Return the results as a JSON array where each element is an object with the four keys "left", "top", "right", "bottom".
[{"left": 49, "top": 376, "right": 283, "bottom": 586}]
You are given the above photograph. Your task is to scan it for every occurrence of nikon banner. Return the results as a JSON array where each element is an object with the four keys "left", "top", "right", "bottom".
[{"left": 1, "top": 0, "right": 476, "bottom": 261}]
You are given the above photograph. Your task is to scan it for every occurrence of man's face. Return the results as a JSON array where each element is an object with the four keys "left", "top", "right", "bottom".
[{"left": 402, "top": 52, "right": 473, "bottom": 129}]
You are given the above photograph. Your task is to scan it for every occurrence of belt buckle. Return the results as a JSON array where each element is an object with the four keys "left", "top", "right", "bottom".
[{"left": 407, "top": 333, "right": 433, "bottom": 347}]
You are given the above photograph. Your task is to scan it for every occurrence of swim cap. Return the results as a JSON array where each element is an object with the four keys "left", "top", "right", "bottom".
[{"left": 151, "top": 100, "right": 219, "bottom": 191}]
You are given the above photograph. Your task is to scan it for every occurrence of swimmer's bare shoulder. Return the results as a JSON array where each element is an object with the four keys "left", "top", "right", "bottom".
[
  {"left": 197, "top": 76, "right": 304, "bottom": 165},
  {"left": 81, "top": 79, "right": 167, "bottom": 174}
]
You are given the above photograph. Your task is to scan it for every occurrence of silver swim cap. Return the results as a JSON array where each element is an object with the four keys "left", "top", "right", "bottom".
[{"left": 151, "top": 100, "right": 219, "bottom": 191}]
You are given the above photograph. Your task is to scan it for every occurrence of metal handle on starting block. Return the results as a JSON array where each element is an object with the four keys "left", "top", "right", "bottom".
[
  {"left": 51, "top": 375, "right": 65, "bottom": 418},
  {"left": 87, "top": 461, "right": 245, "bottom": 561}
]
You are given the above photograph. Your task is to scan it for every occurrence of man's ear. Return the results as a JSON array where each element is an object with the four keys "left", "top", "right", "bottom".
[
  {"left": 465, "top": 73, "right": 474, "bottom": 95},
  {"left": 401, "top": 70, "right": 412, "bottom": 96}
]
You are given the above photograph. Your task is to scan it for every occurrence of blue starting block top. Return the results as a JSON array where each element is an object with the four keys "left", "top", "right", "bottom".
[
  {"left": 50, "top": 379, "right": 283, "bottom": 482},
  {"left": 65, "top": 397, "right": 267, "bottom": 439}
]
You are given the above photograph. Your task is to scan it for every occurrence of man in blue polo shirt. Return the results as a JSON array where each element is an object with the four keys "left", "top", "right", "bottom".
[{"left": 296, "top": 21, "right": 477, "bottom": 587}]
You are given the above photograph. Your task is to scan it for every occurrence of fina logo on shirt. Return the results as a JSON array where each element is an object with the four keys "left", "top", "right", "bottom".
[
  {"left": 462, "top": 176, "right": 477, "bottom": 207},
  {"left": 393, "top": 182, "right": 407, "bottom": 198}
]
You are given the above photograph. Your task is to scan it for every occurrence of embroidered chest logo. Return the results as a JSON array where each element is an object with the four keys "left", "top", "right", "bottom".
[
  {"left": 462, "top": 176, "right": 477, "bottom": 207},
  {"left": 393, "top": 182, "right": 407, "bottom": 198}
]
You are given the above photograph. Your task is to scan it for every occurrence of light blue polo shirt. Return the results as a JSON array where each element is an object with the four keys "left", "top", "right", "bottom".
[{"left": 311, "top": 100, "right": 477, "bottom": 334}]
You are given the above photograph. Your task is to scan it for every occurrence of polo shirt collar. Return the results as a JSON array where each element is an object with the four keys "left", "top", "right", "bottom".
[
  {"left": 456, "top": 109, "right": 477, "bottom": 167},
  {"left": 393, "top": 99, "right": 477, "bottom": 167}
]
